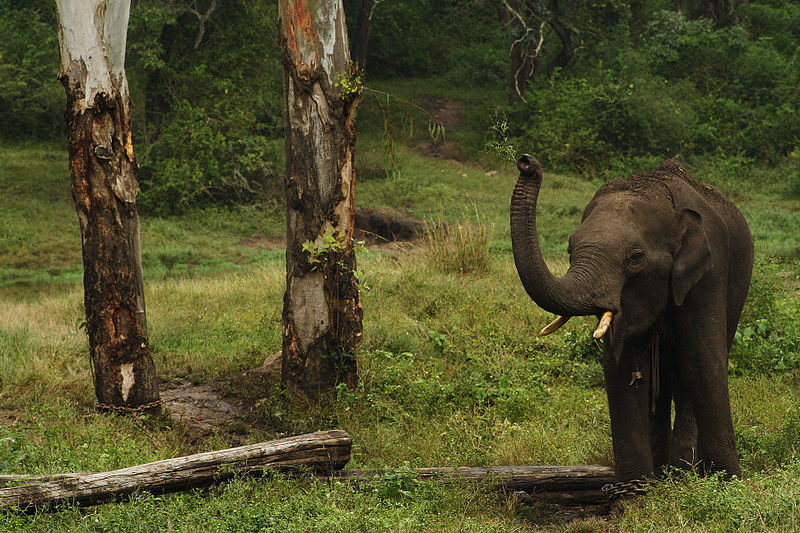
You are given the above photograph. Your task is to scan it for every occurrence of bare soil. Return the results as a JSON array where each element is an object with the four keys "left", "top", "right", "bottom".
[
  {"left": 160, "top": 380, "right": 250, "bottom": 441},
  {"left": 415, "top": 98, "right": 466, "bottom": 162},
  {"left": 237, "top": 207, "right": 427, "bottom": 256}
]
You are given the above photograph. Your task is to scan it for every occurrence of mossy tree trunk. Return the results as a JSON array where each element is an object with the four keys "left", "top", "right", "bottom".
[
  {"left": 55, "top": 0, "right": 160, "bottom": 414},
  {"left": 278, "top": 0, "right": 362, "bottom": 397}
]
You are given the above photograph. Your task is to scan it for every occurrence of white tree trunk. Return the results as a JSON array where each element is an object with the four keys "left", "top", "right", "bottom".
[
  {"left": 55, "top": 0, "right": 160, "bottom": 413},
  {"left": 56, "top": 0, "right": 130, "bottom": 113},
  {"left": 279, "top": 0, "right": 362, "bottom": 396}
]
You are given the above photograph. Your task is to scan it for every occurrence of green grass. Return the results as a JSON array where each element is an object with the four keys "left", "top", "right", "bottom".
[{"left": 0, "top": 129, "right": 798, "bottom": 531}]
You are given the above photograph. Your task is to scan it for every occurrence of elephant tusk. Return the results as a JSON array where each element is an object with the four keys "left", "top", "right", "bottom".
[
  {"left": 593, "top": 311, "right": 613, "bottom": 338},
  {"left": 541, "top": 315, "right": 571, "bottom": 336}
]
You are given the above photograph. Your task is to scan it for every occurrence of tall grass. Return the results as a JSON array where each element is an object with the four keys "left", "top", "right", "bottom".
[{"left": 422, "top": 208, "right": 490, "bottom": 274}]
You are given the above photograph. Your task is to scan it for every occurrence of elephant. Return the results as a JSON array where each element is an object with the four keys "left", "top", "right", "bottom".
[{"left": 510, "top": 154, "right": 753, "bottom": 487}]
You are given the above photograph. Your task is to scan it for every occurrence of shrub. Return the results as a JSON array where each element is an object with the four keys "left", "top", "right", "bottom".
[
  {"left": 729, "top": 259, "right": 800, "bottom": 374},
  {"left": 644, "top": 10, "right": 749, "bottom": 86},
  {"left": 508, "top": 70, "right": 698, "bottom": 175},
  {"left": 0, "top": 1, "right": 63, "bottom": 141},
  {"left": 138, "top": 101, "right": 283, "bottom": 215}
]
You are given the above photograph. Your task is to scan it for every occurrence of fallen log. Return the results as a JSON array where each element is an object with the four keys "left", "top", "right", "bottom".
[
  {"left": 0, "top": 429, "right": 614, "bottom": 511},
  {"left": 332, "top": 465, "right": 615, "bottom": 494},
  {"left": 0, "top": 429, "right": 350, "bottom": 510}
]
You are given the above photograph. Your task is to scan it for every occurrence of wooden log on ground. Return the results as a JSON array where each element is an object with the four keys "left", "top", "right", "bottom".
[
  {"left": 0, "top": 473, "right": 85, "bottom": 488},
  {"left": 332, "top": 465, "right": 615, "bottom": 494},
  {"left": 0, "top": 430, "right": 350, "bottom": 510}
]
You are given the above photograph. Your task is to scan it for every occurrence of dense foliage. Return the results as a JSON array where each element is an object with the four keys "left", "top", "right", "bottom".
[
  {"left": 0, "top": 0, "right": 797, "bottom": 202},
  {"left": 497, "top": 1, "right": 800, "bottom": 174}
]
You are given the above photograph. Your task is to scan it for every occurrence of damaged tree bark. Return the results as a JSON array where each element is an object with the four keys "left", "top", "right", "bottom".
[
  {"left": 55, "top": 0, "right": 160, "bottom": 413},
  {"left": 278, "top": 0, "right": 362, "bottom": 397}
]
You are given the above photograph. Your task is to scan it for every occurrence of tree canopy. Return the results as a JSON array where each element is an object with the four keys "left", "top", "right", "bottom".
[{"left": 0, "top": 0, "right": 797, "bottom": 209}]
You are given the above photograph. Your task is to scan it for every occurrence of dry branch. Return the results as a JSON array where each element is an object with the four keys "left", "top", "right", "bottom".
[{"left": 0, "top": 430, "right": 350, "bottom": 510}]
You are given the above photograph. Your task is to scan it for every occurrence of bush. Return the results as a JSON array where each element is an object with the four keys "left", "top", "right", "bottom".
[
  {"left": 130, "top": 0, "right": 285, "bottom": 214},
  {"left": 729, "top": 259, "right": 800, "bottom": 374},
  {"left": 138, "top": 101, "right": 283, "bottom": 214},
  {"left": 0, "top": 1, "right": 63, "bottom": 141},
  {"left": 644, "top": 10, "right": 750, "bottom": 87},
  {"left": 508, "top": 70, "right": 698, "bottom": 175}
]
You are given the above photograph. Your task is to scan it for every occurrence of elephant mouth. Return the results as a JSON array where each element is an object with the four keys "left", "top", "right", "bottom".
[{"left": 540, "top": 310, "right": 613, "bottom": 338}]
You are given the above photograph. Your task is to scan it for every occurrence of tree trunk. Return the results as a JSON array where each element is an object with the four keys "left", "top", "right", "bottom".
[
  {"left": 351, "top": 0, "right": 378, "bottom": 71},
  {"left": 548, "top": 0, "right": 573, "bottom": 70},
  {"left": 55, "top": 0, "right": 160, "bottom": 414},
  {"left": 278, "top": 0, "right": 362, "bottom": 397},
  {"left": 510, "top": 41, "right": 537, "bottom": 103},
  {"left": 0, "top": 430, "right": 351, "bottom": 510}
]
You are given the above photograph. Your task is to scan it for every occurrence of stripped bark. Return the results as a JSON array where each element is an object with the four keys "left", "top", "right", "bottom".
[
  {"left": 0, "top": 430, "right": 351, "bottom": 510},
  {"left": 55, "top": 0, "right": 160, "bottom": 413},
  {"left": 278, "top": 0, "right": 362, "bottom": 397}
]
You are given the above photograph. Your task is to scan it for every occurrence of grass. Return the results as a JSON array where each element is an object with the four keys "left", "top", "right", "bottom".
[{"left": 0, "top": 109, "right": 799, "bottom": 530}]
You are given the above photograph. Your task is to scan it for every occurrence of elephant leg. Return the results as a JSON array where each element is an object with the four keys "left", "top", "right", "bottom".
[
  {"left": 669, "top": 304, "right": 740, "bottom": 478},
  {"left": 650, "top": 361, "right": 673, "bottom": 476},
  {"left": 603, "top": 337, "right": 654, "bottom": 481},
  {"left": 669, "top": 377, "right": 699, "bottom": 470}
]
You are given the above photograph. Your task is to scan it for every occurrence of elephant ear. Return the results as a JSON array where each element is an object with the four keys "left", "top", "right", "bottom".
[{"left": 671, "top": 208, "right": 712, "bottom": 306}]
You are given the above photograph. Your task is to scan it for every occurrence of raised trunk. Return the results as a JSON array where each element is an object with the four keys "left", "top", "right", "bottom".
[
  {"left": 56, "top": 0, "right": 160, "bottom": 414},
  {"left": 279, "top": 0, "right": 362, "bottom": 397},
  {"left": 510, "top": 155, "right": 598, "bottom": 317}
]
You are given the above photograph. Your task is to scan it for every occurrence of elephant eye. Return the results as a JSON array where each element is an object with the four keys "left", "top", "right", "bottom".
[{"left": 626, "top": 247, "right": 646, "bottom": 268}]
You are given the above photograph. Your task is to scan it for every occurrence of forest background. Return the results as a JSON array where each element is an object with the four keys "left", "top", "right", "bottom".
[{"left": 0, "top": 0, "right": 799, "bottom": 531}]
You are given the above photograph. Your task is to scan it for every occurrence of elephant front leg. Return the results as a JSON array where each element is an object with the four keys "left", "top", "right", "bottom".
[{"left": 603, "top": 340, "right": 657, "bottom": 482}]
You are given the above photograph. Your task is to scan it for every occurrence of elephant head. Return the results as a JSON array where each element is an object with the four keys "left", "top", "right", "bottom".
[{"left": 510, "top": 154, "right": 712, "bottom": 362}]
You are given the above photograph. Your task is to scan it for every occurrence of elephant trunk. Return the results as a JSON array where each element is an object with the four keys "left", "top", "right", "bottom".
[{"left": 510, "top": 155, "right": 601, "bottom": 318}]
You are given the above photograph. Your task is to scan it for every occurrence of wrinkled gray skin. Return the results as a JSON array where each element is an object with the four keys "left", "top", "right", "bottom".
[{"left": 510, "top": 154, "right": 753, "bottom": 482}]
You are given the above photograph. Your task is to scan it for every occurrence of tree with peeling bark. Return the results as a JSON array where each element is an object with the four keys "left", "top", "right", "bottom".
[
  {"left": 279, "top": 0, "right": 362, "bottom": 397},
  {"left": 55, "top": 0, "right": 161, "bottom": 414}
]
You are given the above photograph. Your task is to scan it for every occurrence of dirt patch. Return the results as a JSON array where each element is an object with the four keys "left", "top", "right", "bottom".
[
  {"left": 238, "top": 209, "right": 427, "bottom": 254},
  {"left": 515, "top": 493, "right": 612, "bottom": 527},
  {"left": 354, "top": 208, "right": 426, "bottom": 244},
  {"left": 415, "top": 98, "right": 465, "bottom": 162},
  {"left": 161, "top": 380, "right": 250, "bottom": 441}
]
